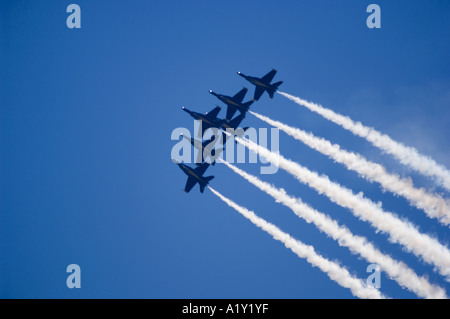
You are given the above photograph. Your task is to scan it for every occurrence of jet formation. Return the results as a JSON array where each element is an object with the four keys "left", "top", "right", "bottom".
[{"left": 175, "top": 69, "right": 283, "bottom": 193}]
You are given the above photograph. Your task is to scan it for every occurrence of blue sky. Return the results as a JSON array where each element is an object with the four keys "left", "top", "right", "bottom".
[{"left": 1, "top": 0, "right": 449, "bottom": 298}]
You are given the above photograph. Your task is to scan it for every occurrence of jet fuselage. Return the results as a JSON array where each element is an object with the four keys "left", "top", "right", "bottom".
[
  {"left": 182, "top": 107, "right": 232, "bottom": 130},
  {"left": 182, "top": 107, "right": 218, "bottom": 128},
  {"left": 210, "top": 91, "right": 242, "bottom": 107},
  {"left": 178, "top": 163, "right": 202, "bottom": 181},
  {"left": 243, "top": 75, "right": 272, "bottom": 89}
]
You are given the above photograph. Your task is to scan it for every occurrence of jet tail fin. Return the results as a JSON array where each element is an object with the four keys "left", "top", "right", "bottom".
[
  {"left": 242, "top": 100, "right": 254, "bottom": 110},
  {"left": 273, "top": 81, "right": 283, "bottom": 89},
  {"left": 268, "top": 82, "right": 283, "bottom": 99},
  {"left": 200, "top": 175, "right": 215, "bottom": 193},
  {"left": 228, "top": 114, "right": 245, "bottom": 129}
]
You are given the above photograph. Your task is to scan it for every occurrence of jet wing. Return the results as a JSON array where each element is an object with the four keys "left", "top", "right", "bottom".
[
  {"left": 228, "top": 114, "right": 246, "bottom": 129},
  {"left": 200, "top": 121, "right": 215, "bottom": 137},
  {"left": 202, "top": 135, "right": 218, "bottom": 149},
  {"left": 204, "top": 106, "right": 221, "bottom": 121},
  {"left": 194, "top": 162, "right": 210, "bottom": 177},
  {"left": 184, "top": 176, "right": 197, "bottom": 193},
  {"left": 253, "top": 86, "right": 265, "bottom": 101},
  {"left": 198, "top": 136, "right": 219, "bottom": 165},
  {"left": 232, "top": 87, "right": 248, "bottom": 103},
  {"left": 226, "top": 105, "right": 238, "bottom": 121},
  {"left": 261, "top": 69, "right": 277, "bottom": 84}
]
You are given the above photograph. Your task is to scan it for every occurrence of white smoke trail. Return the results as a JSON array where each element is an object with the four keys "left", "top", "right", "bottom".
[
  {"left": 208, "top": 186, "right": 385, "bottom": 299},
  {"left": 250, "top": 110, "right": 450, "bottom": 226},
  {"left": 219, "top": 159, "right": 447, "bottom": 299},
  {"left": 278, "top": 91, "right": 450, "bottom": 193},
  {"left": 232, "top": 135, "right": 450, "bottom": 279}
]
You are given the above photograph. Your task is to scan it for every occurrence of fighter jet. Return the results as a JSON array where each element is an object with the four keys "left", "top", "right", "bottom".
[
  {"left": 181, "top": 133, "right": 223, "bottom": 166},
  {"left": 175, "top": 161, "right": 214, "bottom": 193},
  {"left": 181, "top": 106, "right": 246, "bottom": 137},
  {"left": 237, "top": 69, "right": 283, "bottom": 101},
  {"left": 209, "top": 87, "right": 254, "bottom": 120}
]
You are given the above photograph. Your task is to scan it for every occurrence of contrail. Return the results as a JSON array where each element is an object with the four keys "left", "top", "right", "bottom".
[
  {"left": 231, "top": 135, "right": 450, "bottom": 279},
  {"left": 208, "top": 186, "right": 385, "bottom": 299},
  {"left": 278, "top": 91, "right": 450, "bottom": 193},
  {"left": 250, "top": 110, "right": 450, "bottom": 226},
  {"left": 219, "top": 159, "right": 447, "bottom": 299}
]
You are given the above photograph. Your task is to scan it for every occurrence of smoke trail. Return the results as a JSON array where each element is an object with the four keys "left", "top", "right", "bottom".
[
  {"left": 231, "top": 135, "right": 450, "bottom": 279},
  {"left": 250, "top": 110, "right": 450, "bottom": 226},
  {"left": 278, "top": 91, "right": 450, "bottom": 193},
  {"left": 219, "top": 159, "right": 447, "bottom": 299},
  {"left": 208, "top": 186, "right": 385, "bottom": 299}
]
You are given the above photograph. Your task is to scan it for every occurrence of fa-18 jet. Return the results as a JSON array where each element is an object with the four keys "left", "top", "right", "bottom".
[
  {"left": 181, "top": 133, "right": 224, "bottom": 166},
  {"left": 174, "top": 161, "right": 214, "bottom": 193},
  {"left": 209, "top": 87, "right": 254, "bottom": 120},
  {"left": 237, "top": 69, "right": 283, "bottom": 101},
  {"left": 181, "top": 106, "right": 246, "bottom": 137}
]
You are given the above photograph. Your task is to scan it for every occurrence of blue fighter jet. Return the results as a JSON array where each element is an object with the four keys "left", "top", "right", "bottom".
[
  {"left": 175, "top": 161, "right": 214, "bottom": 193},
  {"left": 237, "top": 69, "right": 283, "bottom": 101}
]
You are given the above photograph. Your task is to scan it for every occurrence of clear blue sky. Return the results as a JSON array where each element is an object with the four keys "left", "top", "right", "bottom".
[{"left": 1, "top": 0, "right": 449, "bottom": 298}]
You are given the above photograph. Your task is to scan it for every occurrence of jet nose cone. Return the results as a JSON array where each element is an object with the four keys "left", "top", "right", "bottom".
[
  {"left": 237, "top": 71, "right": 241, "bottom": 74},
  {"left": 209, "top": 90, "right": 213, "bottom": 93}
]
